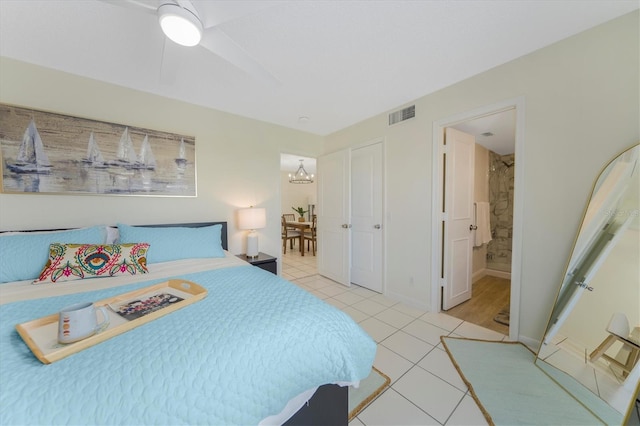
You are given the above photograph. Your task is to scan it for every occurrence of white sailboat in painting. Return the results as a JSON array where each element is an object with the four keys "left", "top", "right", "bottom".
[
  {"left": 175, "top": 138, "right": 188, "bottom": 167},
  {"left": 6, "top": 119, "right": 52, "bottom": 174},
  {"left": 110, "top": 127, "right": 138, "bottom": 167},
  {"left": 136, "top": 135, "right": 156, "bottom": 170},
  {"left": 82, "top": 132, "right": 106, "bottom": 168}
]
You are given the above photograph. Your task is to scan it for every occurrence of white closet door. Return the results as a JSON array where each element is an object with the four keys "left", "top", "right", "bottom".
[
  {"left": 317, "top": 149, "right": 351, "bottom": 286},
  {"left": 351, "top": 142, "right": 383, "bottom": 292}
]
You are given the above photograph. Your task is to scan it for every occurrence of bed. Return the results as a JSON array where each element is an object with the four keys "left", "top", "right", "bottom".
[{"left": 0, "top": 222, "right": 376, "bottom": 425}]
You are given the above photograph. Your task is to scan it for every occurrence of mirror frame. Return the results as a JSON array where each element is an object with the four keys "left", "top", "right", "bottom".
[{"left": 535, "top": 143, "right": 640, "bottom": 424}]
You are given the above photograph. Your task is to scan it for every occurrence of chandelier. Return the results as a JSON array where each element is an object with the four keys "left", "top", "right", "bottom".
[{"left": 289, "top": 159, "right": 314, "bottom": 184}]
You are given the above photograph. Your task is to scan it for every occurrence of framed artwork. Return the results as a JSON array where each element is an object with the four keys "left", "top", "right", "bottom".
[{"left": 0, "top": 103, "right": 196, "bottom": 196}]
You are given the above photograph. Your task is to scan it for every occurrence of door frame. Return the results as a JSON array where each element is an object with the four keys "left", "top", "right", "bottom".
[{"left": 430, "top": 97, "right": 525, "bottom": 342}]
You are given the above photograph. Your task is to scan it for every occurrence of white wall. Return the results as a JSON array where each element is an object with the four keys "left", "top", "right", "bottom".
[
  {"left": 0, "top": 57, "right": 324, "bottom": 263},
  {"left": 323, "top": 11, "right": 639, "bottom": 343}
]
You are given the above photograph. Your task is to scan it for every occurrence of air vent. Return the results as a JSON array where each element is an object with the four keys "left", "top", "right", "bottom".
[{"left": 388, "top": 105, "right": 415, "bottom": 126}]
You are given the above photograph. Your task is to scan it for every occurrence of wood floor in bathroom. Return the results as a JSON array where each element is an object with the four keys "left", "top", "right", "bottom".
[{"left": 444, "top": 275, "right": 511, "bottom": 335}]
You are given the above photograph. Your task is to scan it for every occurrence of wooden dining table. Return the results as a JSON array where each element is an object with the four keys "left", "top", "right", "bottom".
[{"left": 285, "top": 221, "right": 313, "bottom": 256}]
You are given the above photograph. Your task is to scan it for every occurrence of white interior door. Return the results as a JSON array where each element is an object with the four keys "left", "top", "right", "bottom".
[
  {"left": 442, "top": 128, "right": 475, "bottom": 310},
  {"left": 317, "top": 149, "right": 350, "bottom": 286},
  {"left": 351, "top": 142, "right": 383, "bottom": 292}
]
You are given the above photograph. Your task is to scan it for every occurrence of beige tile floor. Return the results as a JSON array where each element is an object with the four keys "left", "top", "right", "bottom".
[
  {"left": 280, "top": 249, "right": 507, "bottom": 425},
  {"left": 280, "top": 241, "right": 318, "bottom": 281}
]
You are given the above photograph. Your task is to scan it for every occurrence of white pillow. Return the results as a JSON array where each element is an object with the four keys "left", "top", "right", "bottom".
[{"left": 106, "top": 226, "right": 120, "bottom": 244}]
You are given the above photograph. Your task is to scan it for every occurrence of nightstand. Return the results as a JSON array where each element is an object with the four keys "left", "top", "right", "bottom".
[{"left": 236, "top": 252, "right": 277, "bottom": 275}]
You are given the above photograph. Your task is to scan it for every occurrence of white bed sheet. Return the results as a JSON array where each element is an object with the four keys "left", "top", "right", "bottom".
[{"left": 0, "top": 250, "right": 248, "bottom": 305}]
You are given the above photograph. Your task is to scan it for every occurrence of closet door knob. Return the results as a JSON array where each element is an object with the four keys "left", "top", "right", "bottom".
[
  {"left": 374, "top": 224, "right": 381, "bottom": 229},
  {"left": 469, "top": 225, "right": 478, "bottom": 231}
]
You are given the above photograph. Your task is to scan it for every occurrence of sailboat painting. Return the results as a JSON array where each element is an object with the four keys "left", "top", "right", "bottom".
[
  {"left": 1, "top": 103, "right": 196, "bottom": 196},
  {"left": 109, "top": 127, "right": 138, "bottom": 168},
  {"left": 137, "top": 135, "right": 157, "bottom": 170},
  {"left": 175, "top": 138, "right": 187, "bottom": 168},
  {"left": 5, "top": 119, "right": 52, "bottom": 174},
  {"left": 82, "top": 132, "right": 106, "bottom": 168}
]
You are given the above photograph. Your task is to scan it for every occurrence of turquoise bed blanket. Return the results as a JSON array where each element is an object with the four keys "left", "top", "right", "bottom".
[{"left": 0, "top": 265, "right": 376, "bottom": 425}]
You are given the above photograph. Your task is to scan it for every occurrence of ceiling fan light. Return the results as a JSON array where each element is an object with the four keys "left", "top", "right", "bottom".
[{"left": 158, "top": 4, "right": 203, "bottom": 47}]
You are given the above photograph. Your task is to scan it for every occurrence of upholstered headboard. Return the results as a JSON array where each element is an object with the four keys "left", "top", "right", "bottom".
[{"left": 0, "top": 222, "right": 228, "bottom": 251}]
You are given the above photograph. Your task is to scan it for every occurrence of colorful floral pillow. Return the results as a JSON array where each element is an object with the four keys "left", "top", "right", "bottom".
[{"left": 33, "top": 243, "right": 150, "bottom": 284}]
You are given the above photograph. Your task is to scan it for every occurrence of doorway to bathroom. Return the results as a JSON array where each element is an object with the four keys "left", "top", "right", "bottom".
[
  {"left": 431, "top": 97, "right": 525, "bottom": 341},
  {"left": 448, "top": 125, "right": 515, "bottom": 334}
]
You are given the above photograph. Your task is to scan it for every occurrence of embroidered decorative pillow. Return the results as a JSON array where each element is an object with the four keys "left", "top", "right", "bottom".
[{"left": 33, "top": 243, "right": 150, "bottom": 284}]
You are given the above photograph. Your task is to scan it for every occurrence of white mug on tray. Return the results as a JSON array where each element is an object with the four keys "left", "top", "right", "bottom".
[{"left": 58, "top": 302, "right": 109, "bottom": 344}]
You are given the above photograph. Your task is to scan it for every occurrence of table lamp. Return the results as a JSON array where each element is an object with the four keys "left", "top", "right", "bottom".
[{"left": 238, "top": 206, "right": 266, "bottom": 258}]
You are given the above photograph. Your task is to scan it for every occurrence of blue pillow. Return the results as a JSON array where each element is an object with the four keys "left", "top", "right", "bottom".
[
  {"left": 0, "top": 226, "right": 107, "bottom": 283},
  {"left": 117, "top": 224, "right": 224, "bottom": 264}
]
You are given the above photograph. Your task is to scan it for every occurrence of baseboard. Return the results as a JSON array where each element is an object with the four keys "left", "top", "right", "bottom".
[
  {"left": 385, "top": 290, "right": 430, "bottom": 312},
  {"left": 473, "top": 269, "right": 512, "bottom": 281},
  {"left": 472, "top": 269, "right": 486, "bottom": 283},
  {"left": 486, "top": 269, "right": 511, "bottom": 280}
]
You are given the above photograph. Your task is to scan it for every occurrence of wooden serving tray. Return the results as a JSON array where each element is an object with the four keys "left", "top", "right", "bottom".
[{"left": 16, "top": 279, "right": 207, "bottom": 364}]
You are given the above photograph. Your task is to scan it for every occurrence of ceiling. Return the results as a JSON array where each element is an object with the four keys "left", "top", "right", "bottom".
[
  {"left": 0, "top": 1, "right": 637, "bottom": 136},
  {"left": 452, "top": 109, "right": 516, "bottom": 155}
]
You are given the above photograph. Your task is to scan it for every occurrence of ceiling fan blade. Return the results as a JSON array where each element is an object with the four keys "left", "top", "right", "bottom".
[
  {"left": 199, "top": 27, "right": 280, "bottom": 85},
  {"left": 103, "top": 0, "right": 280, "bottom": 85},
  {"left": 159, "top": 37, "right": 186, "bottom": 85},
  {"left": 196, "top": 1, "right": 289, "bottom": 30},
  {"left": 174, "top": 0, "right": 198, "bottom": 15},
  {"left": 99, "top": 0, "right": 158, "bottom": 15}
]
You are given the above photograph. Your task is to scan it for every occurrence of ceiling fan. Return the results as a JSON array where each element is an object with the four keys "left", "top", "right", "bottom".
[{"left": 102, "top": 0, "right": 280, "bottom": 85}]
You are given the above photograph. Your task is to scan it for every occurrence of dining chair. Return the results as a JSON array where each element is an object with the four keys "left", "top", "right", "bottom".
[
  {"left": 282, "top": 213, "right": 297, "bottom": 234},
  {"left": 303, "top": 214, "right": 317, "bottom": 256},
  {"left": 282, "top": 215, "right": 301, "bottom": 254}
]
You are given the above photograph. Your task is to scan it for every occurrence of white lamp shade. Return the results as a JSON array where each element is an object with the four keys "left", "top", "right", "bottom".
[
  {"left": 158, "top": 4, "right": 203, "bottom": 47},
  {"left": 238, "top": 207, "right": 266, "bottom": 230}
]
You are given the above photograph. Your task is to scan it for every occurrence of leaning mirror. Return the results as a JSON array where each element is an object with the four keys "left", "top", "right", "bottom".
[{"left": 536, "top": 143, "right": 639, "bottom": 424}]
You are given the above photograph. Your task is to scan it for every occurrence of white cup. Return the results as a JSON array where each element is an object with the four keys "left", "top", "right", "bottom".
[{"left": 58, "top": 302, "right": 109, "bottom": 344}]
